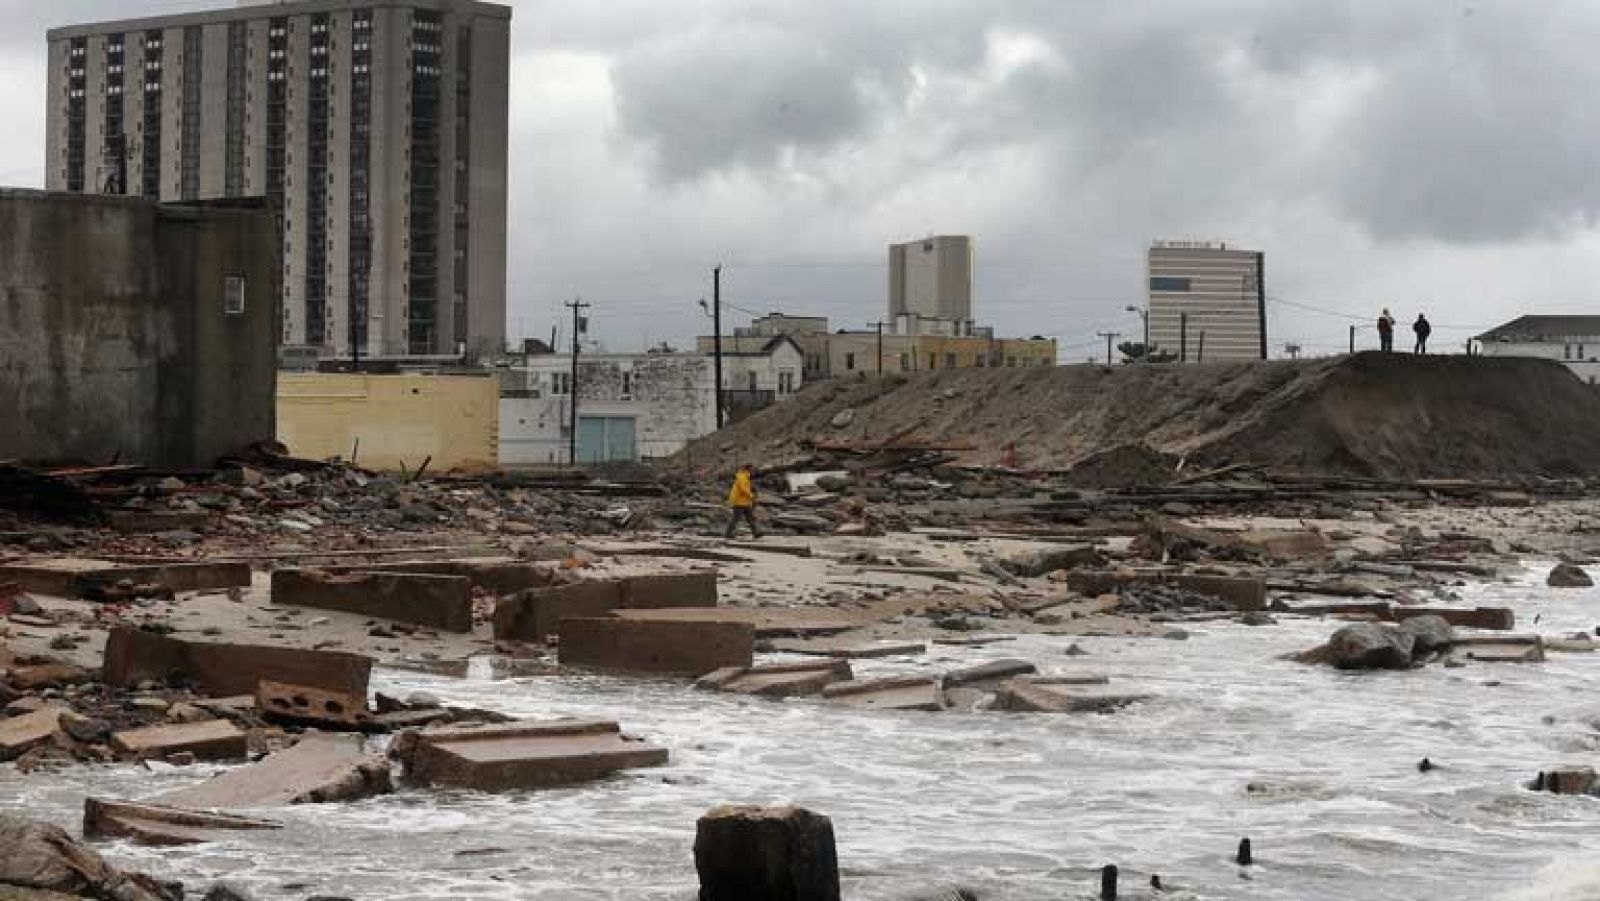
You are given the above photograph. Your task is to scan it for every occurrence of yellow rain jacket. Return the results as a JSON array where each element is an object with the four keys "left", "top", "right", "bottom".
[{"left": 727, "top": 470, "right": 755, "bottom": 508}]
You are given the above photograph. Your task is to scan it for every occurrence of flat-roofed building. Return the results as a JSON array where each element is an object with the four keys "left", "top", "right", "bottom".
[{"left": 1146, "top": 241, "right": 1266, "bottom": 362}]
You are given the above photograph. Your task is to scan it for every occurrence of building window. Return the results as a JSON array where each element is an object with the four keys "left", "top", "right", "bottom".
[
  {"left": 929, "top": 353, "right": 937, "bottom": 369},
  {"left": 899, "top": 354, "right": 909, "bottom": 372},
  {"left": 945, "top": 352, "right": 957, "bottom": 369},
  {"left": 621, "top": 371, "right": 633, "bottom": 398},
  {"left": 1149, "top": 276, "right": 1192, "bottom": 292},
  {"left": 180, "top": 25, "right": 203, "bottom": 200},
  {"left": 224, "top": 275, "right": 246, "bottom": 315},
  {"left": 551, "top": 372, "right": 571, "bottom": 395},
  {"left": 778, "top": 370, "right": 795, "bottom": 394},
  {"left": 747, "top": 372, "right": 758, "bottom": 392},
  {"left": 845, "top": 352, "right": 856, "bottom": 371},
  {"left": 1566, "top": 344, "right": 1573, "bottom": 360}
]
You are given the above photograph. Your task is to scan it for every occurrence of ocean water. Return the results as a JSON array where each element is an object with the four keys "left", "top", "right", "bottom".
[{"left": 6, "top": 561, "right": 1600, "bottom": 900}]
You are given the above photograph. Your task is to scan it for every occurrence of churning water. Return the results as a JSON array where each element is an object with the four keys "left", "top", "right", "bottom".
[{"left": 8, "top": 561, "right": 1600, "bottom": 900}]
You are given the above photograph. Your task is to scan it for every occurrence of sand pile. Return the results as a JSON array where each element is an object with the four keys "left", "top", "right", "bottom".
[{"left": 675, "top": 353, "right": 1600, "bottom": 480}]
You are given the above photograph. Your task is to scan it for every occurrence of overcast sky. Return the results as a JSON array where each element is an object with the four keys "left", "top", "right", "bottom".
[{"left": 6, "top": 0, "right": 1599, "bottom": 359}]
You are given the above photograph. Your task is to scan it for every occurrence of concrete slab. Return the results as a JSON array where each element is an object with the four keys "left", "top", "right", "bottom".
[
  {"left": 0, "top": 557, "right": 250, "bottom": 599},
  {"left": 611, "top": 607, "right": 856, "bottom": 639},
  {"left": 271, "top": 569, "right": 473, "bottom": 632},
  {"left": 102, "top": 626, "right": 372, "bottom": 698},
  {"left": 396, "top": 719, "right": 668, "bottom": 791},
  {"left": 110, "top": 720, "right": 247, "bottom": 761},
  {"left": 1463, "top": 641, "right": 1546, "bottom": 663},
  {"left": 493, "top": 571, "right": 719, "bottom": 642},
  {"left": 82, "top": 799, "right": 280, "bottom": 846},
  {"left": 769, "top": 640, "right": 925, "bottom": 660},
  {"left": 943, "top": 658, "right": 1037, "bottom": 688},
  {"left": 0, "top": 706, "right": 63, "bottom": 761},
  {"left": 158, "top": 733, "right": 392, "bottom": 808},
  {"left": 696, "top": 660, "right": 853, "bottom": 698},
  {"left": 1392, "top": 606, "right": 1514, "bottom": 631},
  {"left": 1066, "top": 570, "right": 1267, "bottom": 611},
  {"left": 559, "top": 618, "right": 754, "bottom": 676},
  {"left": 313, "top": 557, "right": 558, "bottom": 594},
  {"left": 823, "top": 677, "right": 944, "bottom": 712},
  {"left": 994, "top": 680, "right": 1152, "bottom": 713}
]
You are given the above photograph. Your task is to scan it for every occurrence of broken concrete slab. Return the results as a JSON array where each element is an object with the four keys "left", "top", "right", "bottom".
[
  {"left": 158, "top": 733, "right": 392, "bottom": 808},
  {"left": 943, "top": 658, "right": 1037, "bottom": 688},
  {"left": 0, "top": 814, "right": 179, "bottom": 901},
  {"left": 110, "top": 720, "right": 248, "bottom": 761},
  {"left": 493, "top": 571, "right": 719, "bottom": 642},
  {"left": 1463, "top": 641, "right": 1546, "bottom": 663},
  {"left": 1391, "top": 606, "right": 1514, "bottom": 631},
  {"left": 612, "top": 607, "right": 856, "bottom": 639},
  {"left": 1066, "top": 570, "right": 1267, "bottom": 611},
  {"left": 82, "top": 799, "right": 280, "bottom": 847},
  {"left": 103, "top": 626, "right": 372, "bottom": 697},
  {"left": 394, "top": 719, "right": 668, "bottom": 791},
  {"left": 998, "top": 544, "right": 1104, "bottom": 578},
  {"left": 994, "top": 680, "right": 1152, "bottom": 713},
  {"left": 769, "top": 640, "right": 925, "bottom": 659},
  {"left": 315, "top": 557, "right": 559, "bottom": 594},
  {"left": 558, "top": 618, "right": 753, "bottom": 676},
  {"left": 696, "top": 660, "right": 853, "bottom": 698},
  {"left": 0, "top": 557, "right": 250, "bottom": 599},
  {"left": 1533, "top": 766, "right": 1597, "bottom": 795},
  {"left": 822, "top": 677, "right": 944, "bottom": 712},
  {"left": 0, "top": 706, "right": 64, "bottom": 761},
  {"left": 271, "top": 568, "right": 473, "bottom": 633},
  {"left": 256, "top": 680, "right": 368, "bottom": 730}
]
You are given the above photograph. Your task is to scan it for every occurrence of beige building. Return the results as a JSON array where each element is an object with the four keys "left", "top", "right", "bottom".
[
  {"left": 1147, "top": 242, "right": 1266, "bottom": 362},
  {"left": 698, "top": 314, "right": 1056, "bottom": 378},
  {"left": 277, "top": 372, "right": 499, "bottom": 472},
  {"left": 889, "top": 235, "right": 973, "bottom": 332},
  {"left": 45, "top": 0, "right": 511, "bottom": 360}
]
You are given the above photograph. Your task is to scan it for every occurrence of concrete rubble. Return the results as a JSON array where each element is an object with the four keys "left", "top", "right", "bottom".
[
  {"left": 392, "top": 719, "right": 668, "bottom": 791},
  {"left": 696, "top": 659, "right": 854, "bottom": 697},
  {"left": 271, "top": 569, "right": 475, "bottom": 633},
  {"left": 558, "top": 616, "right": 754, "bottom": 675}
]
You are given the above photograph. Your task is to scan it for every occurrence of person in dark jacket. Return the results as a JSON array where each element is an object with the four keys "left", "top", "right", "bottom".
[
  {"left": 1377, "top": 309, "right": 1395, "bottom": 352},
  {"left": 1413, "top": 314, "right": 1432, "bottom": 355}
]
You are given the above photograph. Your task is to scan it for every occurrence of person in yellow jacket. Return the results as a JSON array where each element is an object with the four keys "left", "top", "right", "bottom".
[{"left": 724, "top": 464, "right": 762, "bottom": 539}]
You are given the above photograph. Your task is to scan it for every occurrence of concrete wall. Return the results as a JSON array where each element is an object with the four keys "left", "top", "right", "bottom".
[
  {"left": 277, "top": 372, "right": 498, "bottom": 472},
  {"left": 0, "top": 189, "right": 278, "bottom": 468}
]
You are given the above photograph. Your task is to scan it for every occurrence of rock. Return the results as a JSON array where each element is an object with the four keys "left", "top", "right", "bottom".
[
  {"left": 829, "top": 409, "right": 855, "bottom": 429},
  {"left": 166, "top": 702, "right": 212, "bottom": 724},
  {"left": 58, "top": 711, "right": 110, "bottom": 744},
  {"left": 1305, "top": 623, "right": 1416, "bottom": 670},
  {"left": 1239, "top": 611, "right": 1276, "bottom": 627},
  {"left": 202, "top": 883, "right": 257, "bottom": 901},
  {"left": 405, "top": 691, "right": 443, "bottom": 709},
  {"left": 1397, "top": 615, "right": 1456, "bottom": 657},
  {"left": 157, "top": 477, "right": 185, "bottom": 495},
  {"left": 1548, "top": 563, "right": 1594, "bottom": 588},
  {"left": 0, "top": 815, "right": 180, "bottom": 901},
  {"left": 695, "top": 806, "right": 840, "bottom": 901}
]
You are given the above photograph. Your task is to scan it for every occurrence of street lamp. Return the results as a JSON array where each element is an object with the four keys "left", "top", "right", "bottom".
[{"left": 1125, "top": 305, "right": 1150, "bottom": 362}]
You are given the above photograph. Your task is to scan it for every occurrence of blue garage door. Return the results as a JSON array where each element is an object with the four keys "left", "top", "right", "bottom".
[{"left": 576, "top": 416, "right": 637, "bottom": 464}]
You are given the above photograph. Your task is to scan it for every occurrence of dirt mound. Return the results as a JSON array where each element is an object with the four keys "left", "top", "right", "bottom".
[
  {"left": 674, "top": 354, "right": 1600, "bottom": 480},
  {"left": 1060, "top": 444, "right": 1177, "bottom": 490}
]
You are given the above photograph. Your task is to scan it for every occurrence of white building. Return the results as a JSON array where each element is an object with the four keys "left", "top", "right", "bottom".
[
  {"left": 888, "top": 236, "right": 975, "bottom": 336},
  {"left": 499, "top": 338, "right": 804, "bottom": 466},
  {"left": 1476, "top": 316, "right": 1600, "bottom": 385},
  {"left": 1147, "top": 241, "right": 1266, "bottom": 362}
]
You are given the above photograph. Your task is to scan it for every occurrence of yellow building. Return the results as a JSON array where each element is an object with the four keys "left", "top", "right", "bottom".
[{"left": 277, "top": 373, "right": 499, "bottom": 473}]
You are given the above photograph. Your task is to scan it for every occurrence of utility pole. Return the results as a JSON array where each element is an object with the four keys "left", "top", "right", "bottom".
[
  {"left": 871, "top": 321, "right": 885, "bottom": 375},
  {"left": 1198, "top": 331, "right": 1206, "bottom": 363},
  {"left": 1180, "top": 313, "right": 1189, "bottom": 363},
  {"left": 565, "top": 298, "right": 590, "bottom": 466},
  {"left": 1098, "top": 332, "right": 1120, "bottom": 367},
  {"left": 712, "top": 266, "right": 725, "bottom": 429},
  {"left": 1349, "top": 325, "right": 1356, "bottom": 355}
]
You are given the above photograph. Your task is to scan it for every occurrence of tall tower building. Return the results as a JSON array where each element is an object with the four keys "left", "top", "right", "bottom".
[
  {"left": 888, "top": 236, "right": 973, "bottom": 332},
  {"left": 1146, "top": 241, "right": 1266, "bottom": 362},
  {"left": 45, "top": 0, "right": 511, "bottom": 360}
]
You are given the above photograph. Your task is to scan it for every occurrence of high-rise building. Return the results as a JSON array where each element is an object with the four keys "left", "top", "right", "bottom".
[
  {"left": 888, "top": 235, "right": 973, "bottom": 333},
  {"left": 1146, "top": 241, "right": 1266, "bottom": 362},
  {"left": 45, "top": 0, "right": 511, "bottom": 360}
]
